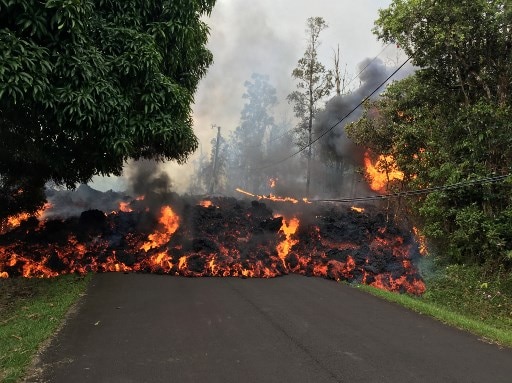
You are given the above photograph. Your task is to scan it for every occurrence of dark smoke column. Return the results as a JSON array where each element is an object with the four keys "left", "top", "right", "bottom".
[{"left": 287, "top": 17, "right": 333, "bottom": 197}]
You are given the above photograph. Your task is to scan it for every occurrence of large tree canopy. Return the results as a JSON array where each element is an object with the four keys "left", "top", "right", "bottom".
[
  {"left": 0, "top": 0, "right": 215, "bottom": 217},
  {"left": 348, "top": 0, "right": 512, "bottom": 266}
]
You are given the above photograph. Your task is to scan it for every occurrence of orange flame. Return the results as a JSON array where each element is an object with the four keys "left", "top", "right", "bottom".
[
  {"left": 140, "top": 206, "right": 180, "bottom": 252},
  {"left": 269, "top": 178, "right": 277, "bottom": 188},
  {"left": 351, "top": 206, "right": 365, "bottom": 213},
  {"left": 199, "top": 200, "right": 213, "bottom": 208},
  {"left": 276, "top": 217, "right": 300, "bottom": 266},
  {"left": 119, "top": 201, "right": 133, "bottom": 213},
  {"left": 412, "top": 226, "right": 428, "bottom": 256},
  {"left": 235, "top": 188, "right": 301, "bottom": 204},
  {"left": 364, "top": 151, "right": 404, "bottom": 193}
]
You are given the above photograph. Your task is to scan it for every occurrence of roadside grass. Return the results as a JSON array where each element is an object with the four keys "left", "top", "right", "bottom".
[
  {"left": 356, "top": 263, "right": 512, "bottom": 348},
  {"left": 0, "top": 274, "right": 90, "bottom": 383}
]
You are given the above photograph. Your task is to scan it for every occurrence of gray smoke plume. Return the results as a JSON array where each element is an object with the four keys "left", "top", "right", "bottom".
[{"left": 314, "top": 57, "right": 392, "bottom": 166}]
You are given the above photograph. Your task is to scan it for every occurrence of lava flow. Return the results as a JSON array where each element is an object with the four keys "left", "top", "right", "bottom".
[{"left": 0, "top": 194, "right": 426, "bottom": 295}]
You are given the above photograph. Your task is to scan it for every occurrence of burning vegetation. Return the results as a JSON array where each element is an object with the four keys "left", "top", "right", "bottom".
[{"left": 0, "top": 190, "right": 425, "bottom": 295}]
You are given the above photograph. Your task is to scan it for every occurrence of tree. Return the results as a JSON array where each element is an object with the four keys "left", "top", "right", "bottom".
[
  {"left": 348, "top": 0, "right": 512, "bottom": 266},
  {"left": 0, "top": 0, "right": 216, "bottom": 218},
  {"left": 287, "top": 17, "right": 333, "bottom": 196},
  {"left": 374, "top": 0, "right": 511, "bottom": 105},
  {"left": 228, "top": 73, "right": 277, "bottom": 193}
]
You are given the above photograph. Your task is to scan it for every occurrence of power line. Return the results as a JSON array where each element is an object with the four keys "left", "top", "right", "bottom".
[
  {"left": 264, "top": 43, "right": 393, "bottom": 146},
  {"left": 310, "top": 174, "right": 511, "bottom": 204},
  {"left": 344, "top": 43, "right": 393, "bottom": 90},
  {"left": 257, "top": 56, "right": 412, "bottom": 170}
]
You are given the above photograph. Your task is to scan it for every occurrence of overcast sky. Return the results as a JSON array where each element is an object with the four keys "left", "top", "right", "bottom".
[{"left": 92, "top": 0, "right": 398, "bottom": 192}]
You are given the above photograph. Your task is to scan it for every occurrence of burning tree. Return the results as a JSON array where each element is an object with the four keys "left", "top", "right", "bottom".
[{"left": 0, "top": 0, "right": 216, "bottom": 219}]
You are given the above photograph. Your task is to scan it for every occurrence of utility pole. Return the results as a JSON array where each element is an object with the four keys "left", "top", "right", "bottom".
[{"left": 209, "top": 124, "right": 221, "bottom": 194}]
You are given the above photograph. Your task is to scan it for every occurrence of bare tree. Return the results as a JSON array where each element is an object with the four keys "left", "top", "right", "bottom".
[{"left": 287, "top": 17, "right": 333, "bottom": 196}]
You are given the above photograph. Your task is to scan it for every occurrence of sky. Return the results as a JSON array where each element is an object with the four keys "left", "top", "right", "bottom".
[{"left": 91, "top": 0, "right": 399, "bottom": 193}]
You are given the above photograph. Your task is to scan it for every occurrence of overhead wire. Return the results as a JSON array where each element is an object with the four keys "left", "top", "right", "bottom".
[
  {"left": 257, "top": 56, "right": 412, "bottom": 171},
  {"left": 262, "top": 43, "right": 394, "bottom": 146},
  {"left": 310, "top": 174, "right": 511, "bottom": 204}
]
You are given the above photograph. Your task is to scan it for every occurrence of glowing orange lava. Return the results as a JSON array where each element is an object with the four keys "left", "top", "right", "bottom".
[
  {"left": 413, "top": 226, "right": 428, "bottom": 256},
  {"left": 276, "top": 217, "right": 300, "bottom": 266},
  {"left": 235, "top": 188, "right": 300, "bottom": 204},
  {"left": 364, "top": 151, "right": 404, "bottom": 193},
  {"left": 199, "top": 200, "right": 213, "bottom": 208},
  {"left": 119, "top": 201, "right": 133, "bottom": 212},
  {"left": 140, "top": 206, "right": 180, "bottom": 252}
]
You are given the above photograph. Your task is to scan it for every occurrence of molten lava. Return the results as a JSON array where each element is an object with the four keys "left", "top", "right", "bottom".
[
  {"left": 119, "top": 201, "right": 133, "bottom": 213},
  {"left": 276, "top": 217, "right": 299, "bottom": 267},
  {"left": 413, "top": 226, "right": 428, "bottom": 256},
  {"left": 199, "top": 200, "right": 213, "bottom": 208},
  {"left": 140, "top": 206, "right": 180, "bottom": 252},
  {"left": 364, "top": 151, "right": 404, "bottom": 193},
  {"left": 0, "top": 195, "right": 426, "bottom": 295},
  {"left": 235, "top": 188, "right": 300, "bottom": 204}
]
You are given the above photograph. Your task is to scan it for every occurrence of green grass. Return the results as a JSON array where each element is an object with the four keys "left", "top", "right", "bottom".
[
  {"left": 0, "top": 274, "right": 90, "bottom": 383},
  {"left": 354, "top": 263, "right": 512, "bottom": 348}
]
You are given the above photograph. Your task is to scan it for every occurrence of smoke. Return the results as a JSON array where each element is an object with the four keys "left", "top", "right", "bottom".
[
  {"left": 88, "top": 2, "right": 408, "bottom": 196},
  {"left": 126, "top": 160, "right": 172, "bottom": 198},
  {"left": 44, "top": 160, "right": 179, "bottom": 219},
  {"left": 315, "top": 57, "right": 391, "bottom": 164}
]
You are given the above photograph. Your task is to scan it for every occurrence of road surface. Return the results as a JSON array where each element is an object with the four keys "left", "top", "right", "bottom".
[{"left": 28, "top": 274, "right": 512, "bottom": 382}]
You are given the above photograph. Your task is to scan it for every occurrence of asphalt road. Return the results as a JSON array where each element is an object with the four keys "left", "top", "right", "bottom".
[{"left": 28, "top": 274, "right": 512, "bottom": 383}]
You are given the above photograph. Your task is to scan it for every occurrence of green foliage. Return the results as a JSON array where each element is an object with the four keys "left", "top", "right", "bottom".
[
  {"left": 423, "top": 263, "right": 512, "bottom": 331},
  {"left": 0, "top": 274, "right": 91, "bottom": 382},
  {"left": 347, "top": 0, "right": 512, "bottom": 266},
  {"left": 0, "top": 0, "right": 216, "bottom": 218}
]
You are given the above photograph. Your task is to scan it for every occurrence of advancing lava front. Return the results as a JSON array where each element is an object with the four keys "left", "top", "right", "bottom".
[{"left": 0, "top": 196, "right": 425, "bottom": 295}]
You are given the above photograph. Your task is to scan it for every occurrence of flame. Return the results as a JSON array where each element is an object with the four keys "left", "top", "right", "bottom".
[
  {"left": 351, "top": 206, "right": 365, "bottom": 213},
  {"left": 0, "top": 197, "right": 426, "bottom": 295},
  {"left": 364, "top": 151, "right": 404, "bottom": 193},
  {"left": 269, "top": 178, "right": 277, "bottom": 188},
  {"left": 276, "top": 217, "right": 299, "bottom": 266},
  {"left": 235, "top": 188, "right": 300, "bottom": 204},
  {"left": 1, "top": 203, "right": 52, "bottom": 234},
  {"left": 199, "top": 200, "right": 213, "bottom": 208},
  {"left": 119, "top": 201, "right": 133, "bottom": 212},
  {"left": 140, "top": 206, "right": 180, "bottom": 252},
  {"left": 412, "top": 226, "right": 428, "bottom": 256}
]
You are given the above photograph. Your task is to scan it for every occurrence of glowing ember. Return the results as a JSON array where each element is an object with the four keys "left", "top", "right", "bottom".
[
  {"left": 119, "top": 201, "right": 133, "bottom": 213},
  {"left": 276, "top": 217, "right": 300, "bottom": 267},
  {"left": 0, "top": 196, "right": 426, "bottom": 295},
  {"left": 199, "top": 200, "right": 213, "bottom": 208},
  {"left": 235, "top": 188, "right": 300, "bottom": 204},
  {"left": 351, "top": 206, "right": 365, "bottom": 213},
  {"left": 140, "top": 206, "right": 180, "bottom": 252},
  {"left": 1, "top": 203, "right": 52, "bottom": 234},
  {"left": 412, "top": 226, "right": 428, "bottom": 256},
  {"left": 364, "top": 151, "right": 404, "bottom": 193}
]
